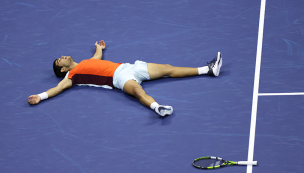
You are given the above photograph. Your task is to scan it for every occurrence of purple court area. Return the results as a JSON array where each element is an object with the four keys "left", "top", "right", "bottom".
[{"left": 0, "top": 0, "right": 303, "bottom": 173}]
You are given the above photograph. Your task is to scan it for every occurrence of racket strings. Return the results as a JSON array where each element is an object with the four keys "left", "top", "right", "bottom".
[{"left": 193, "top": 158, "right": 227, "bottom": 169}]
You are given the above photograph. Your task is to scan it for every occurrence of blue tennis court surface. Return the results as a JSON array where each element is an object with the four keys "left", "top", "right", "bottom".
[{"left": 0, "top": 0, "right": 303, "bottom": 173}]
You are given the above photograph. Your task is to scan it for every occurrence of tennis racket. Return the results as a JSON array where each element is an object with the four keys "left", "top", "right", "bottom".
[{"left": 193, "top": 156, "right": 257, "bottom": 169}]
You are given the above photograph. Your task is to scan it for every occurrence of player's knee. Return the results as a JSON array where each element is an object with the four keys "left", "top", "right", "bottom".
[
  {"left": 166, "top": 64, "right": 180, "bottom": 77},
  {"left": 164, "top": 64, "right": 174, "bottom": 75},
  {"left": 165, "top": 64, "right": 173, "bottom": 69}
]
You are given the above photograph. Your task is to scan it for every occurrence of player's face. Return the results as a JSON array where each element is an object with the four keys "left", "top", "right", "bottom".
[{"left": 56, "top": 56, "right": 73, "bottom": 67}]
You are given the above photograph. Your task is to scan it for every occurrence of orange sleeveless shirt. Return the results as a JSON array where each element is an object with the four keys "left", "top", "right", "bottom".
[{"left": 68, "top": 59, "right": 122, "bottom": 88}]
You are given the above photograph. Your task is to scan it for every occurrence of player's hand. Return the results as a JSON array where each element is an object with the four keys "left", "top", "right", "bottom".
[
  {"left": 99, "top": 40, "right": 106, "bottom": 49},
  {"left": 28, "top": 95, "right": 41, "bottom": 105},
  {"left": 95, "top": 40, "right": 106, "bottom": 49}
]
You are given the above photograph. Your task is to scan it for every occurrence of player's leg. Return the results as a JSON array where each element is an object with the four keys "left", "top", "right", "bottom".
[
  {"left": 123, "top": 80, "right": 173, "bottom": 116},
  {"left": 123, "top": 80, "right": 155, "bottom": 107},
  {"left": 147, "top": 52, "right": 222, "bottom": 80},
  {"left": 147, "top": 63, "right": 200, "bottom": 80}
]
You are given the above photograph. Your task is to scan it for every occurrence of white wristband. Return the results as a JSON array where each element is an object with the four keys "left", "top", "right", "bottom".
[{"left": 38, "top": 92, "right": 48, "bottom": 100}]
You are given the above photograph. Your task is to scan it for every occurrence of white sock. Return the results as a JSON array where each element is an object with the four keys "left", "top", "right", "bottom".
[
  {"left": 198, "top": 66, "right": 209, "bottom": 75},
  {"left": 150, "top": 102, "right": 159, "bottom": 110}
]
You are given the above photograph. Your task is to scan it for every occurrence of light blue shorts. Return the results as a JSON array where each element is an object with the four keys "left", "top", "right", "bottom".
[{"left": 113, "top": 60, "right": 150, "bottom": 91}]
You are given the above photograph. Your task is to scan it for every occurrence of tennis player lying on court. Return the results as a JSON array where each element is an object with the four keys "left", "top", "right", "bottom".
[{"left": 28, "top": 40, "right": 222, "bottom": 116}]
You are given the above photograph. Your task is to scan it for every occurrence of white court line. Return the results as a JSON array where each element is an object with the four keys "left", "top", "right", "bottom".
[
  {"left": 247, "top": 0, "right": 266, "bottom": 173},
  {"left": 259, "top": 92, "right": 304, "bottom": 96}
]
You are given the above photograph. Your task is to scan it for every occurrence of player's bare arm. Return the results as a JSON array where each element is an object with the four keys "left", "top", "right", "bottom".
[
  {"left": 91, "top": 40, "right": 106, "bottom": 60},
  {"left": 28, "top": 78, "right": 72, "bottom": 105}
]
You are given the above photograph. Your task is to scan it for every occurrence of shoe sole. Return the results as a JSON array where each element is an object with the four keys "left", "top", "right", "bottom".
[
  {"left": 218, "top": 52, "right": 222, "bottom": 68},
  {"left": 215, "top": 52, "right": 222, "bottom": 76},
  {"left": 162, "top": 106, "right": 173, "bottom": 116}
]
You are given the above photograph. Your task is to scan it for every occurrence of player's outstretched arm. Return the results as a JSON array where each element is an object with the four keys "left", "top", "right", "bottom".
[
  {"left": 91, "top": 40, "right": 106, "bottom": 60},
  {"left": 28, "top": 78, "right": 72, "bottom": 105}
]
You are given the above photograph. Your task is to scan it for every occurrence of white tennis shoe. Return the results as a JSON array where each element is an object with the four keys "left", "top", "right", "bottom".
[
  {"left": 155, "top": 105, "right": 173, "bottom": 116},
  {"left": 208, "top": 52, "right": 222, "bottom": 77}
]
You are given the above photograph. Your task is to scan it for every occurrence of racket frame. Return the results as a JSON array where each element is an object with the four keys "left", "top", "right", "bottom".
[{"left": 192, "top": 156, "right": 256, "bottom": 169}]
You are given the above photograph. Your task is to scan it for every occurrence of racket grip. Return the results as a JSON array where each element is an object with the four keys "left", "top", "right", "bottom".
[{"left": 237, "top": 161, "right": 257, "bottom": 165}]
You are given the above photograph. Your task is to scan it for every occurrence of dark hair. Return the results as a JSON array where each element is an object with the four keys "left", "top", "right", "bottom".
[{"left": 53, "top": 59, "right": 67, "bottom": 78}]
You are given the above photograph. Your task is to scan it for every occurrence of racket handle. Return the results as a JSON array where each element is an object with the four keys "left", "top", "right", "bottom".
[{"left": 237, "top": 161, "right": 257, "bottom": 165}]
